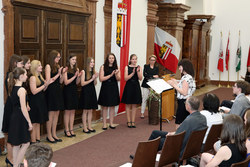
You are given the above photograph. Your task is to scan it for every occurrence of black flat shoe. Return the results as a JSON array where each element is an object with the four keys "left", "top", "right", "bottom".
[
  {"left": 109, "top": 125, "right": 116, "bottom": 129},
  {"left": 64, "top": 130, "right": 72, "bottom": 137},
  {"left": 36, "top": 139, "right": 41, "bottom": 143},
  {"left": 5, "top": 157, "right": 13, "bottom": 167},
  {"left": 102, "top": 127, "right": 108, "bottom": 130},
  {"left": 46, "top": 137, "right": 57, "bottom": 143},
  {"left": 53, "top": 137, "right": 62, "bottom": 142},
  {"left": 70, "top": 130, "right": 76, "bottom": 137},
  {"left": 129, "top": 154, "right": 134, "bottom": 160},
  {"left": 83, "top": 129, "right": 91, "bottom": 133},
  {"left": 30, "top": 142, "right": 36, "bottom": 145},
  {"left": 88, "top": 129, "right": 96, "bottom": 133}
]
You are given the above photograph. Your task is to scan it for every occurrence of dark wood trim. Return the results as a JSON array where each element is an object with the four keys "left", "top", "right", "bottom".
[{"left": 209, "top": 80, "right": 235, "bottom": 87}]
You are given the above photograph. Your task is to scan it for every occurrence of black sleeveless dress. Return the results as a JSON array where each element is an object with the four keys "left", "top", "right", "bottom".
[
  {"left": 245, "top": 70, "right": 250, "bottom": 83},
  {"left": 121, "top": 66, "right": 142, "bottom": 104},
  {"left": 98, "top": 66, "right": 120, "bottom": 106},
  {"left": 2, "top": 72, "right": 13, "bottom": 133},
  {"left": 219, "top": 143, "right": 245, "bottom": 167},
  {"left": 29, "top": 76, "right": 48, "bottom": 123},
  {"left": 79, "top": 71, "right": 98, "bottom": 109},
  {"left": 63, "top": 72, "right": 78, "bottom": 110},
  {"left": 8, "top": 86, "right": 30, "bottom": 145},
  {"left": 46, "top": 71, "right": 64, "bottom": 111}
]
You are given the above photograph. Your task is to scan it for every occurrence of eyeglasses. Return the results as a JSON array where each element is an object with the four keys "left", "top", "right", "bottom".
[
  {"left": 56, "top": 56, "right": 61, "bottom": 59},
  {"left": 149, "top": 59, "right": 156, "bottom": 62}
]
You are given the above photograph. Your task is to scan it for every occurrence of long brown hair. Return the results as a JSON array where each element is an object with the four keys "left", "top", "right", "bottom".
[
  {"left": 8, "top": 54, "right": 23, "bottom": 73},
  {"left": 221, "top": 114, "right": 247, "bottom": 157},
  {"left": 47, "top": 50, "right": 60, "bottom": 73},
  {"left": 66, "top": 54, "right": 77, "bottom": 74},
  {"left": 86, "top": 57, "right": 95, "bottom": 80},
  {"left": 104, "top": 53, "right": 118, "bottom": 73},
  {"left": 244, "top": 109, "right": 250, "bottom": 138},
  {"left": 8, "top": 67, "right": 26, "bottom": 96}
]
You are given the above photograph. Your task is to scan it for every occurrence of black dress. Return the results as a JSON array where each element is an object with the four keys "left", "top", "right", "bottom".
[
  {"left": 2, "top": 72, "right": 13, "bottom": 133},
  {"left": 29, "top": 76, "right": 48, "bottom": 123},
  {"left": 141, "top": 64, "right": 159, "bottom": 88},
  {"left": 79, "top": 71, "right": 98, "bottom": 109},
  {"left": 98, "top": 66, "right": 120, "bottom": 106},
  {"left": 245, "top": 70, "right": 250, "bottom": 83},
  {"left": 8, "top": 86, "right": 30, "bottom": 145},
  {"left": 63, "top": 72, "right": 78, "bottom": 110},
  {"left": 121, "top": 66, "right": 142, "bottom": 104},
  {"left": 46, "top": 71, "right": 64, "bottom": 111}
]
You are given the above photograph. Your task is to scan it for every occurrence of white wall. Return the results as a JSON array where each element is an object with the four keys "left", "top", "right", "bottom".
[
  {"left": 208, "top": 0, "right": 250, "bottom": 81},
  {"left": 95, "top": 0, "right": 147, "bottom": 94},
  {"left": 185, "top": 0, "right": 250, "bottom": 81},
  {"left": 0, "top": 1, "right": 4, "bottom": 137}
]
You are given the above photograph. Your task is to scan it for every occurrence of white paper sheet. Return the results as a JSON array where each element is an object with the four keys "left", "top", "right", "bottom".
[
  {"left": 147, "top": 79, "right": 173, "bottom": 94},
  {"left": 51, "top": 162, "right": 57, "bottom": 167}
]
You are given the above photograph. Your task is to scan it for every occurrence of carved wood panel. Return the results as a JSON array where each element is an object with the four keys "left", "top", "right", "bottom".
[{"left": 14, "top": 6, "right": 42, "bottom": 61}]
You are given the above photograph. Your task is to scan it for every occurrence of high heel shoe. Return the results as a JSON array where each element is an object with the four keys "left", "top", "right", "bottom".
[
  {"left": 46, "top": 137, "right": 57, "bottom": 143},
  {"left": 70, "top": 130, "right": 76, "bottom": 137},
  {"left": 5, "top": 157, "right": 13, "bottom": 167},
  {"left": 53, "top": 137, "right": 62, "bottom": 142},
  {"left": 64, "top": 130, "right": 72, "bottom": 137},
  {"left": 109, "top": 125, "right": 116, "bottom": 129},
  {"left": 127, "top": 122, "right": 132, "bottom": 128},
  {"left": 131, "top": 122, "right": 136, "bottom": 128}
]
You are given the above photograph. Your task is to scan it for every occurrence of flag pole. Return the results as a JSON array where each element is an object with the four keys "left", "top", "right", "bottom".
[
  {"left": 218, "top": 31, "right": 222, "bottom": 87},
  {"left": 219, "top": 71, "right": 222, "bottom": 87},
  {"left": 227, "top": 31, "right": 230, "bottom": 88}
]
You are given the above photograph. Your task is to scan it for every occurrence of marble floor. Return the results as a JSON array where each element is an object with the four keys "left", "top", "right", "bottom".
[{"left": 0, "top": 84, "right": 219, "bottom": 166}]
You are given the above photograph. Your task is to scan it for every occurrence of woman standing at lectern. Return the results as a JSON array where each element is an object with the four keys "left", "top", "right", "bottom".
[
  {"left": 140, "top": 55, "right": 159, "bottom": 119},
  {"left": 167, "top": 59, "right": 196, "bottom": 129}
]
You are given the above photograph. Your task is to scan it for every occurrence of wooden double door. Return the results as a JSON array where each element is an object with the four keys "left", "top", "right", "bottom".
[{"left": 14, "top": 6, "right": 89, "bottom": 131}]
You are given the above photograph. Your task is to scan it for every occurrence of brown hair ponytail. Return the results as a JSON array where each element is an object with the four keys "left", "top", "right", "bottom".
[{"left": 8, "top": 67, "right": 26, "bottom": 96}]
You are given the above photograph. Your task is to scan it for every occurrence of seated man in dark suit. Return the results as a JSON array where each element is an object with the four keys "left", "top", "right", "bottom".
[
  {"left": 24, "top": 143, "right": 53, "bottom": 167},
  {"left": 148, "top": 96, "right": 207, "bottom": 157}
]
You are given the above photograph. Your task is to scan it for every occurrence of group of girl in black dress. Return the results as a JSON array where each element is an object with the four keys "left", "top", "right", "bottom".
[{"left": 2, "top": 51, "right": 158, "bottom": 167}]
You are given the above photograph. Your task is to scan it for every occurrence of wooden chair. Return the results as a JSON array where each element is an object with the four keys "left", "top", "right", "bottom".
[
  {"left": 231, "top": 156, "right": 250, "bottom": 167},
  {"left": 179, "top": 127, "right": 208, "bottom": 164},
  {"left": 202, "top": 124, "right": 223, "bottom": 153},
  {"left": 158, "top": 131, "right": 186, "bottom": 167},
  {"left": 131, "top": 137, "right": 161, "bottom": 167}
]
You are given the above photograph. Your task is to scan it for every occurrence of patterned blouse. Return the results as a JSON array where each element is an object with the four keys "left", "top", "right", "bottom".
[{"left": 177, "top": 74, "right": 196, "bottom": 99}]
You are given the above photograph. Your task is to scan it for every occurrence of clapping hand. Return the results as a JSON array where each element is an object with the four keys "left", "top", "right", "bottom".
[
  {"left": 58, "top": 67, "right": 63, "bottom": 74},
  {"left": 62, "top": 67, "right": 68, "bottom": 74},
  {"left": 137, "top": 65, "right": 141, "bottom": 72}
]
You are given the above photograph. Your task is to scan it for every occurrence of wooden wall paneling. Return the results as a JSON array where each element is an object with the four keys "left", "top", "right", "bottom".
[
  {"left": 86, "top": 0, "right": 97, "bottom": 60},
  {"left": 44, "top": 10, "right": 64, "bottom": 67},
  {"left": 146, "top": 0, "right": 159, "bottom": 64},
  {"left": 2, "top": 0, "right": 15, "bottom": 101},
  {"left": 103, "top": 0, "right": 112, "bottom": 58},
  {"left": 14, "top": 6, "right": 42, "bottom": 61}
]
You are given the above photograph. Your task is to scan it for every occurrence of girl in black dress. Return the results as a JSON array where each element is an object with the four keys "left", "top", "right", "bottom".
[
  {"left": 2, "top": 54, "right": 23, "bottom": 166},
  {"left": 121, "top": 54, "right": 142, "bottom": 128},
  {"left": 63, "top": 55, "right": 81, "bottom": 137},
  {"left": 98, "top": 53, "right": 120, "bottom": 130},
  {"left": 45, "top": 50, "right": 65, "bottom": 143},
  {"left": 7, "top": 67, "right": 32, "bottom": 167},
  {"left": 79, "top": 57, "right": 98, "bottom": 133},
  {"left": 29, "top": 60, "right": 51, "bottom": 143},
  {"left": 22, "top": 56, "right": 31, "bottom": 71}
]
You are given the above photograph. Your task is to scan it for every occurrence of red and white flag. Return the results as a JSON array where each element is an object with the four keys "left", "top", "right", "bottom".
[
  {"left": 111, "top": 0, "right": 131, "bottom": 113},
  {"left": 217, "top": 36, "right": 224, "bottom": 72},
  {"left": 225, "top": 33, "right": 230, "bottom": 71},
  {"left": 247, "top": 46, "right": 250, "bottom": 67},
  {"left": 154, "top": 27, "right": 181, "bottom": 73}
]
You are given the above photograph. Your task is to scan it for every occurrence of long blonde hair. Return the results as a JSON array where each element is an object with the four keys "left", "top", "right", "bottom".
[
  {"left": 30, "top": 60, "right": 45, "bottom": 86},
  {"left": 86, "top": 57, "right": 95, "bottom": 80}
]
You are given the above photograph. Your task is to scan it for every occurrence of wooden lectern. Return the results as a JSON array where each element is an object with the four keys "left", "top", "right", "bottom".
[{"left": 161, "top": 74, "right": 175, "bottom": 123}]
